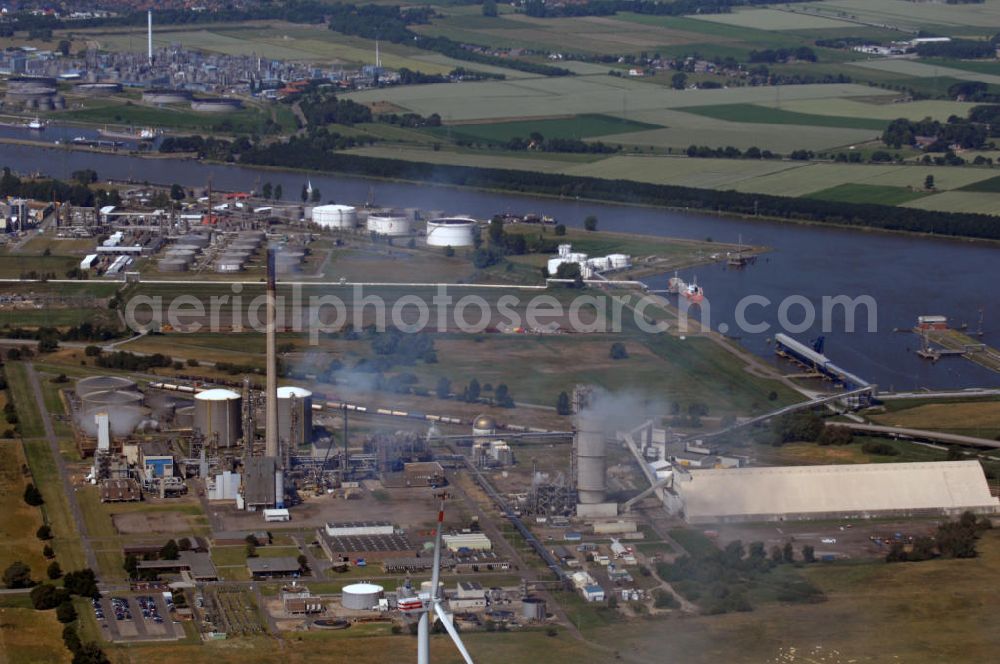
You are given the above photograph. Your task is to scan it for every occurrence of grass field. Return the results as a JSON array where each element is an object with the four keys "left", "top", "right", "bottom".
[
  {"left": 806, "top": 183, "right": 930, "bottom": 205},
  {"left": 870, "top": 400, "right": 1000, "bottom": 438},
  {"left": 850, "top": 57, "right": 1000, "bottom": 86},
  {"left": 55, "top": 100, "right": 279, "bottom": 135},
  {"left": 958, "top": 174, "right": 1000, "bottom": 193},
  {"left": 798, "top": 0, "right": 1000, "bottom": 31},
  {"left": 695, "top": 7, "right": 859, "bottom": 31},
  {"left": 441, "top": 114, "right": 661, "bottom": 143},
  {"left": 900, "top": 190, "right": 1000, "bottom": 214},
  {"left": 679, "top": 103, "right": 890, "bottom": 131},
  {"left": 0, "top": 442, "right": 49, "bottom": 582},
  {"left": 755, "top": 97, "right": 978, "bottom": 122},
  {"left": 0, "top": 606, "right": 72, "bottom": 663}
]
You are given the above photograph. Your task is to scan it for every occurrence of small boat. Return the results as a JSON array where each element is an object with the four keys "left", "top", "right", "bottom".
[
  {"left": 27, "top": 117, "right": 45, "bottom": 130},
  {"left": 682, "top": 276, "right": 705, "bottom": 303}
]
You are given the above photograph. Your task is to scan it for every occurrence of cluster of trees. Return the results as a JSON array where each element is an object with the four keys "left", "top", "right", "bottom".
[
  {"left": 239, "top": 128, "right": 377, "bottom": 170},
  {"left": 94, "top": 350, "right": 173, "bottom": 373},
  {"left": 883, "top": 116, "right": 991, "bottom": 151},
  {"left": 300, "top": 91, "right": 374, "bottom": 126},
  {"left": 158, "top": 135, "right": 246, "bottom": 160},
  {"left": 396, "top": 67, "right": 505, "bottom": 85},
  {"left": 369, "top": 328, "right": 438, "bottom": 365},
  {"left": 522, "top": 0, "right": 813, "bottom": 19},
  {"left": 1, "top": 322, "right": 120, "bottom": 343},
  {"left": 325, "top": 3, "right": 572, "bottom": 76},
  {"left": 886, "top": 511, "right": 992, "bottom": 562},
  {"left": 686, "top": 145, "right": 779, "bottom": 160},
  {"left": 437, "top": 376, "right": 514, "bottom": 406},
  {"left": 758, "top": 411, "right": 854, "bottom": 447},
  {"left": 376, "top": 112, "right": 443, "bottom": 128},
  {"left": 657, "top": 537, "right": 824, "bottom": 614},
  {"left": 748, "top": 46, "right": 817, "bottom": 63},
  {"left": 915, "top": 38, "right": 997, "bottom": 59},
  {"left": 502, "top": 133, "right": 617, "bottom": 154},
  {"left": 233, "top": 149, "right": 1000, "bottom": 240}
]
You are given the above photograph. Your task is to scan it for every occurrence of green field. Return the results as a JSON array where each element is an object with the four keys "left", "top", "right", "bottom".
[
  {"left": 958, "top": 174, "right": 1000, "bottom": 192},
  {"left": 55, "top": 100, "right": 283, "bottom": 135},
  {"left": 679, "top": 103, "right": 890, "bottom": 131},
  {"left": 442, "top": 114, "right": 661, "bottom": 143},
  {"left": 798, "top": 0, "right": 1000, "bottom": 31},
  {"left": 806, "top": 183, "right": 930, "bottom": 205}
]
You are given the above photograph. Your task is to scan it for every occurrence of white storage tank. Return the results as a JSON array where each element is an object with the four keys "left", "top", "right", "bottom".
[
  {"left": 193, "top": 388, "right": 242, "bottom": 448},
  {"left": 341, "top": 583, "right": 383, "bottom": 610},
  {"left": 312, "top": 204, "right": 357, "bottom": 230},
  {"left": 366, "top": 212, "right": 411, "bottom": 237},
  {"left": 277, "top": 386, "right": 313, "bottom": 446},
  {"left": 426, "top": 217, "right": 477, "bottom": 247},
  {"left": 215, "top": 259, "right": 243, "bottom": 273}
]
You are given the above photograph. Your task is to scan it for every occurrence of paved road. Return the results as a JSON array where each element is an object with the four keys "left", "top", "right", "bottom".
[{"left": 25, "top": 362, "right": 100, "bottom": 576}]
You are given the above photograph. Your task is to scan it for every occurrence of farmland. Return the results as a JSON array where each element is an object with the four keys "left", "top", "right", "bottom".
[{"left": 797, "top": 0, "right": 1000, "bottom": 32}]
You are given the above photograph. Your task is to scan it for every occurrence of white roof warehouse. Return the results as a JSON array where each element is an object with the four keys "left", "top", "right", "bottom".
[{"left": 677, "top": 460, "right": 999, "bottom": 524}]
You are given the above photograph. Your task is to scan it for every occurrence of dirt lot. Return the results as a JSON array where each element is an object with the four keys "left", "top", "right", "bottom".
[
  {"left": 215, "top": 483, "right": 465, "bottom": 533},
  {"left": 113, "top": 511, "right": 192, "bottom": 534},
  {"left": 710, "top": 518, "right": 944, "bottom": 561}
]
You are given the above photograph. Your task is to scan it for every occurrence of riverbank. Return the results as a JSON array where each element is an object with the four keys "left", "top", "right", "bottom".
[{"left": 6, "top": 134, "right": 1000, "bottom": 248}]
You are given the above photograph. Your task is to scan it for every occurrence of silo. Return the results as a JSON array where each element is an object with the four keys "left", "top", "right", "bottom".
[
  {"left": 312, "top": 204, "right": 357, "bottom": 230},
  {"left": 366, "top": 212, "right": 411, "bottom": 237},
  {"left": 521, "top": 597, "right": 547, "bottom": 622},
  {"left": 277, "top": 386, "right": 313, "bottom": 446},
  {"left": 341, "top": 583, "right": 383, "bottom": 610},
  {"left": 575, "top": 419, "right": 606, "bottom": 504},
  {"left": 426, "top": 217, "right": 477, "bottom": 247},
  {"left": 193, "top": 388, "right": 242, "bottom": 447}
]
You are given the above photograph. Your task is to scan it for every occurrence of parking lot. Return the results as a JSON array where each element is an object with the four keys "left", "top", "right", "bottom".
[{"left": 93, "top": 593, "right": 183, "bottom": 642}]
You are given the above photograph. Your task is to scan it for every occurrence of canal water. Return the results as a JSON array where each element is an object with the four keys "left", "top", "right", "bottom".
[{"left": 1, "top": 139, "right": 997, "bottom": 391}]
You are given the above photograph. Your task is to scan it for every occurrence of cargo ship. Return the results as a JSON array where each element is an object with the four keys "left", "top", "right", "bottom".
[{"left": 26, "top": 117, "right": 45, "bottom": 130}]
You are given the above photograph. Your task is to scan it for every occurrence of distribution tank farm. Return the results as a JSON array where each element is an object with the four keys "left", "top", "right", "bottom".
[
  {"left": 426, "top": 217, "right": 478, "bottom": 247},
  {"left": 341, "top": 583, "right": 383, "bottom": 610},
  {"left": 575, "top": 419, "right": 606, "bottom": 505},
  {"left": 277, "top": 386, "right": 313, "bottom": 446},
  {"left": 193, "top": 388, "right": 243, "bottom": 448},
  {"left": 312, "top": 204, "right": 357, "bottom": 230},
  {"left": 366, "top": 212, "right": 411, "bottom": 237}
]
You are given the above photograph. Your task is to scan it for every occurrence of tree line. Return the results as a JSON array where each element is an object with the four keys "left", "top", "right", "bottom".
[{"left": 233, "top": 148, "right": 1000, "bottom": 240}]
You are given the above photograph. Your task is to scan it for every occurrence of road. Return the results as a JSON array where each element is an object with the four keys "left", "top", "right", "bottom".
[
  {"left": 25, "top": 362, "right": 100, "bottom": 576},
  {"left": 826, "top": 421, "right": 1000, "bottom": 449}
]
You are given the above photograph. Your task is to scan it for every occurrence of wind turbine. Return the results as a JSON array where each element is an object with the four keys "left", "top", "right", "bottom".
[{"left": 398, "top": 492, "right": 474, "bottom": 664}]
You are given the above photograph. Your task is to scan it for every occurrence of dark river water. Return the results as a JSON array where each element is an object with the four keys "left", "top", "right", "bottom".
[{"left": 2, "top": 138, "right": 998, "bottom": 391}]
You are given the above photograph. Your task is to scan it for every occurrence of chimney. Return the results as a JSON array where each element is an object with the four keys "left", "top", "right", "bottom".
[{"left": 147, "top": 11, "right": 153, "bottom": 65}]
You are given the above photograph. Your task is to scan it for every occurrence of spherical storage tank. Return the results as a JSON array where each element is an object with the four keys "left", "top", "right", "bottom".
[
  {"left": 366, "top": 212, "right": 411, "bottom": 237},
  {"left": 277, "top": 386, "right": 313, "bottom": 445},
  {"left": 193, "top": 388, "right": 242, "bottom": 447},
  {"left": 341, "top": 583, "right": 383, "bottom": 610},
  {"left": 426, "top": 217, "right": 477, "bottom": 247},
  {"left": 312, "top": 204, "right": 357, "bottom": 230}
]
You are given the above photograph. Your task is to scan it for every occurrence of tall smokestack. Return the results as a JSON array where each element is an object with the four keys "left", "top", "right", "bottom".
[
  {"left": 265, "top": 248, "right": 284, "bottom": 508},
  {"left": 575, "top": 417, "right": 606, "bottom": 504},
  {"left": 147, "top": 11, "right": 153, "bottom": 65}
]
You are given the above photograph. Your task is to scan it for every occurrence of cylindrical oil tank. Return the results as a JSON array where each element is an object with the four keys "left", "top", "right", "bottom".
[
  {"left": 575, "top": 420, "right": 606, "bottom": 504},
  {"left": 230, "top": 239, "right": 260, "bottom": 252},
  {"left": 143, "top": 88, "right": 192, "bottom": 104},
  {"left": 165, "top": 249, "right": 197, "bottom": 262},
  {"left": 426, "top": 217, "right": 478, "bottom": 247},
  {"left": 76, "top": 375, "right": 137, "bottom": 397},
  {"left": 171, "top": 244, "right": 203, "bottom": 253},
  {"left": 521, "top": 597, "right": 547, "bottom": 622},
  {"left": 220, "top": 250, "right": 251, "bottom": 261},
  {"left": 190, "top": 98, "right": 243, "bottom": 113},
  {"left": 193, "top": 388, "right": 242, "bottom": 447},
  {"left": 366, "top": 212, "right": 411, "bottom": 237},
  {"left": 81, "top": 389, "right": 144, "bottom": 410},
  {"left": 158, "top": 258, "right": 189, "bottom": 272},
  {"left": 277, "top": 386, "right": 313, "bottom": 446},
  {"left": 342, "top": 583, "right": 383, "bottom": 610},
  {"left": 312, "top": 204, "right": 357, "bottom": 230},
  {"left": 177, "top": 234, "right": 211, "bottom": 248}
]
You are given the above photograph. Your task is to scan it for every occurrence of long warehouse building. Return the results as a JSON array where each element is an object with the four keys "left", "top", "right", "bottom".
[{"left": 673, "top": 460, "right": 998, "bottom": 524}]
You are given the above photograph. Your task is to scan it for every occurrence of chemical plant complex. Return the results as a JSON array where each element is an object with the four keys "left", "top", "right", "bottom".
[{"left": 3, "top": 6, "right": 1000, "bottom": 664}]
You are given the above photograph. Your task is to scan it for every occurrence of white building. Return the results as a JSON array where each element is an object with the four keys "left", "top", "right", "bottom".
[
  {"left": 325, "top": 521, "right": 394, "bottom": 537},
  {"left": 674, "top": 460, "right": 999, "bottom": 524},
  {"left": 442, "top": 532, "right": 492, "bottom": 552}
]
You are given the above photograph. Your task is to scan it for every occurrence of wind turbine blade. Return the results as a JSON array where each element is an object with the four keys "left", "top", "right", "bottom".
[{"left": 434, "top": 602, "right": 474, "bottom": 664}]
